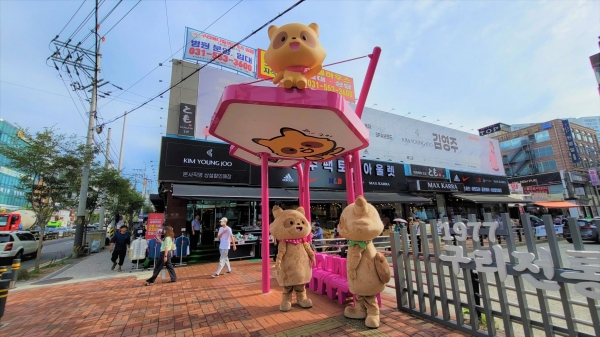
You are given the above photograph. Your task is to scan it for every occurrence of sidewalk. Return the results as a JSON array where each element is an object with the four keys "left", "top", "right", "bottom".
[{"left": 3, "top": 259, "right": 467, "bottom": 337}]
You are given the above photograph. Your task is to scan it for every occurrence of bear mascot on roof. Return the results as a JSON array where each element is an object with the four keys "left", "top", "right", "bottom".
[
  {"left": 264, "top": 22, "right": 326, "bottom": 89},
  {"left": 270, "top": 205, "right": 316, "bottom": 311},
  {"left": 338, "top": 195, "right": 392, "bottom": 328}
]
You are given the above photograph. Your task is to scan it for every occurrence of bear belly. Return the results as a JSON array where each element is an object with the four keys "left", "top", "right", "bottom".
[
  {"left": 348, "top": 245, "right": 386, "bottom": 296},
  {"left": 276, "top": 243, "right": 312, "bottom": 286}
]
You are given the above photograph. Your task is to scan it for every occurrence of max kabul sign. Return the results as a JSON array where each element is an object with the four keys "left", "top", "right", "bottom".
[
  {"left": 183, "top": 27, "right": 257, "bottom": 77},
  {"left": 256, "top": 48, "right": 356, "bottom": 102}
]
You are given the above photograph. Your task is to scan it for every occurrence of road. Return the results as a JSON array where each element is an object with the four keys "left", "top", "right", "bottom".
[{"left": 21, "top": 237, "right": 75, "bottom": 271}]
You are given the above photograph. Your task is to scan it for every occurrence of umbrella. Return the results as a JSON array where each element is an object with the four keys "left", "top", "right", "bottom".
[{"left": 393, "top": 218, "right": 407, "bottom": 223}]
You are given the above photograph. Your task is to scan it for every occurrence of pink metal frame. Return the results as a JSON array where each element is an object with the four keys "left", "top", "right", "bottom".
[{"left": 259, "top": 47, "right": 382, "bottom": 294}]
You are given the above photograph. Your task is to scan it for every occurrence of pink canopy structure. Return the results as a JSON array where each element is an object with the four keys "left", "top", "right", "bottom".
[{"left": 209, "top": 47, "right": 382, "bottom": 293}]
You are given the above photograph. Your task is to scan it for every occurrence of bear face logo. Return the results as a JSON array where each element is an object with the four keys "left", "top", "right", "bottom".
[
  {"left": 264, "top": 23, "right": 326, "bottom": 74},
  {"left": 338, "top": 196, "right": 384, "bottom": 241},
  {"left": 270, "top": 206, "right": 311, "bottom": 240},
  {"left": 252, "top": 127, "right": 344, "bottom": 161}
]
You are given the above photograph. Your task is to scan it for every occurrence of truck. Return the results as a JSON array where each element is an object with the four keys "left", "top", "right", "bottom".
[{"left": 0, "top": 210, "right": 38, "bottom": 231}]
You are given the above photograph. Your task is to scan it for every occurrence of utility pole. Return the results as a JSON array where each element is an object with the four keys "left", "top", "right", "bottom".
[
  {"left": 74, "top": 0, "right": 100, "bottom": 255},
  {"left": 98, "top": 127, "right": 111, "bottom": 229},
  {"left": 118, "top": 113, "right": 127, "bottom": 171}
]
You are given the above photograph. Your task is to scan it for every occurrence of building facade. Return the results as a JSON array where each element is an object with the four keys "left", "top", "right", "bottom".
[{"left": 0, "top": 119, "right": 28, "bottom": 210}]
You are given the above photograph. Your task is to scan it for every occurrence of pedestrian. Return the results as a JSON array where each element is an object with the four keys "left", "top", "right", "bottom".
[
  {"left": 312, "top": 222, "right": 323, "bottom": 252},
  {"left": 191, "top": 214, "right": 201, "bottom": 251},
  {"left": 212, "top": 217, "right": 236, "bottom": 278},
  {"left": 110, "top": 224, "right": 131, "bottom": 272},
  {"left": 144, "top": 225, "right": 177, "bottom": 285}
]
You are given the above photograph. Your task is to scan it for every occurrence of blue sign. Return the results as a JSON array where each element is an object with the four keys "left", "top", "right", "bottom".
[
  {"left": 562, "top": 120, "right": 581, "bottom": 164},
  {"left": 541, "top": 122, "right": 552, "bottom": 130}
]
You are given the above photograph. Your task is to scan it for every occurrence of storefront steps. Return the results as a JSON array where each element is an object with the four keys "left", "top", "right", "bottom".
[{"left": 183, "top": 245, "right": 221, "bottom": 264}]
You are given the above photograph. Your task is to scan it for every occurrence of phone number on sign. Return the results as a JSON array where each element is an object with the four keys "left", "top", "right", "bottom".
[
  {"left": 307, "top": 80, "right": 354, "bottom": 97},
  {"left": 187, "top": 48, "right": 253, "bottom": 72}
]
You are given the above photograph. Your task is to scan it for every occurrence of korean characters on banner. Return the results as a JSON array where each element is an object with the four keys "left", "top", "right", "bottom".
[
  {"left": 183, "top": 27, "right": 256, "bottom": 77},
  {"left": 146, "top": 213, "right": 164, "bottom": 240},
  {"left": 437, "top": 219, "right": 600, "bottom": 301},
  {"left": 256, "top": 48, "right": 356, "bottom": 102}
]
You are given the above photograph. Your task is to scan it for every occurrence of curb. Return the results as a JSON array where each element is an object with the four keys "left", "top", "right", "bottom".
[{"left": 26, "top": 256, "right": 71, "bottom": 273}]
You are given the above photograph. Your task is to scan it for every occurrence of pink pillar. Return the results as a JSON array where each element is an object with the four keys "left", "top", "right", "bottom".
[
  {"left": 260, "top": 153, "right": 270, "bottom": 294},
  {"left": 296, "top": 163, "right": 304, "bottom": 209},
  {"left": 303, "top": 161, "right": 311, "bottom": 223},
  {"left": 344, "top": 154, "right": 355, "bottom": 204},
  {"left": 353, "top": 152, "right": 364, "bottom": 197}
]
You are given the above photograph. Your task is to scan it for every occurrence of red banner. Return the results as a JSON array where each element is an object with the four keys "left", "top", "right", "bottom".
[
  {"left": 523, "top": 186, "right": 549, "bottom": 194},
  {"left": 146, "top": 213, "right": 164, "bottom": 240}
]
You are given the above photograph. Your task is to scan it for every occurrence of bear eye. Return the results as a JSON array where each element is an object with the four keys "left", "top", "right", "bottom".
[
  {"left": 302, "top": 34, "right": 307, "bottom": 41},
  {"left": 281, "top": 36, "right": 286, "bottom": 42},
  {"left": 289, "top": 220, "right": 294, "bottom": 225},
  {"left": 301, "top": 141, "right": 324, "bottom": 148},
  {"left": 281, "top": 147, "right": 297, "bottom": 154}
]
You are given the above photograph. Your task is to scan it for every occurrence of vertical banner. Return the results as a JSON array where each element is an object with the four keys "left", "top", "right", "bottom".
[
  {"left": 146, "top": 213, "right": 164, "bottom": 240},
  {"left": 589, "top": 168, "right": 600, "bottom": 186},
  {"left": 562, "top": 120, "right": 581, "bottom": 164},
  {"left": 178, "top": 103, "right": 196, "bottom": 136}
]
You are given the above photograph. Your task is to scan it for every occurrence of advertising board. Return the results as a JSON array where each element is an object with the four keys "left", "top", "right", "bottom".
[
  {"left": 562, "top": 120, "right": 581, "bottom": 164},
  {"left": 146, "top": 213, "right": 164, "bottom": 240},
  {"left": 449, "top": 170, "right": 509, "bottom": 194},
  {"left": 361, "top": 107, "right": 505, "bottom": 176},
  {"left": 183, "top": 27, "right": 256, "bottom": 77},
  {"left": 178, "top": 103, "right": 196, "bottom": 137},
  {"left": 256, "top": 48, "right": 356, "bottom": 102}
]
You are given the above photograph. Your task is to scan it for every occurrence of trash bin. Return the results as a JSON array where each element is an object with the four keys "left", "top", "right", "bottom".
[{"left": 85, "top": 230, "right": 106, "bottom": 253}]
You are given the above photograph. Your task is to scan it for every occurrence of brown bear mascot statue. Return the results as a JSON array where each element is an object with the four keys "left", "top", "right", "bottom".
[
  {"left": 270, "top": 205, "right": 316, "bottom": 311},
  {"left": 338, "top": 196, "right": 392, "bottom": 328}
]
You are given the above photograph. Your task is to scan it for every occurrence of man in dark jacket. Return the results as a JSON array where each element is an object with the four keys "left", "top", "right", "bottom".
[{"left": 110, "top": 225, "right": 131, "bottom": 272}]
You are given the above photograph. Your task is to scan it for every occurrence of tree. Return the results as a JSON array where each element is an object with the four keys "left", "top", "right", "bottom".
[
  {"left": 0, "top": 128, "right": 96, "bottom": 271},
  {"left": 142, "top": 203, "right": 155, "bottom": 214},
  {"left": 83, "top": 166, "right": 132, "bottom": 225}
]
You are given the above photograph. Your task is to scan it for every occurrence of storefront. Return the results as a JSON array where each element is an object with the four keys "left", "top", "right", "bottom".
[
  {"left": 403, "top": 165, "right": 452, "bottom": 220},
  {"left": 568, "top": 172, "right": 598, "bottom": 217}
]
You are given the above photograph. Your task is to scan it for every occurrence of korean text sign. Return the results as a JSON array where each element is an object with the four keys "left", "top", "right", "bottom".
[
  {"left": 183, "top": 27, "right": 256, "bottom": 77},
  {"left": 146, "top": 213, "right": 164, "bottom": 240},
  {"left": 256, "top": 48, "right": 356, "bottom": 102},
  {"left": 562, "top": 120, "right": 581, "bottom": 164}
]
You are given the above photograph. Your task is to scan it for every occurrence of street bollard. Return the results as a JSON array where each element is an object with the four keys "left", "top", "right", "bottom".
[
  {"left": 0, "top": 279, "right": 9, "bottom": 327},
  {"left": 0, "top": 267, "right": 6, "bottom": 275},
  {"left": 10, "top": 259, "right": 20, "bottom": 289}
]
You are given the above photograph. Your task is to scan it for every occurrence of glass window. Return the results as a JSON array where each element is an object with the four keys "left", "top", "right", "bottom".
[
  {"left": 534, "top": 130, "right": 550, "bottom": 143},
  {"left": 575, "top": 132, "right": 582, "bottom": 140},
  {"left": 532, "top": 146, "right": 554, "bottom": 159},
  {"left": 536, "top": 160, "right": 558, "bottom": 173}
]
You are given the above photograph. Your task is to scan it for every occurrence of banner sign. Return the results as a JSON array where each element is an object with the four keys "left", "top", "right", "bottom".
[
  {"left": 449, "top": 170, "right": 509, "bottom": 194},
  {"left": 408, "top": 180, "right": 464, "bottom": 193},
  {"left": 183, "top": 27, "right": 256, "bottom": 77},
  {"left": 534, "top": 225, "right": 563, "bottom": 238},
  {"left": 562, "top": 120, "right": 581, "bottom": 164},
  {"left": 478, "top": 123, "right": 510, "bottom": 136},
  {"left": 508, "top": 172, "right": 562, "bottom": 186},
  {"left": 158, "top": 138, "right": 251, "bottom": 184},
  {"left": 569, "top": 172, "right": 589, "bottom": 184},
  {"left": 178, "top": 103, "right": 196, "bottom": 137},
  {"left": 256, "top": 48, "right": 356, "bottom": 102},
  {"left": 146, "top": 213, "right": 164, "bottom": 240},
  {"left": 589, "top": 169, "right": 600, "bottom": 186},
  {"left": 509, "top": 183, "right": 523, "bottom": 194},
  {"left": 523, "top": 185, "right": 549, "bottom": 194},
  {"left": 405, "top": 164, "right": 448, "bottom": 179}
]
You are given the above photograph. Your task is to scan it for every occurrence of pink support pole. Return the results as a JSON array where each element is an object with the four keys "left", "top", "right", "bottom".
[
  {"left": 296, "top": 163, "right": 304, "bottom": 209},
  {"left": 260, "top": 153, "right": 270, "bottom": 294},
  {"left": 344, "top": 154, "right": 355, "bottom": 204},
  {"left": 303, "top": 161, "right": 311, "bottom": 223},
  {"left": 353, "top": 151, "right": 364, "bottom": 197}
]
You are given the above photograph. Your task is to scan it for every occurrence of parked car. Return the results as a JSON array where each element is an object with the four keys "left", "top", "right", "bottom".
[
  {"left": 563, "top": 219, "right": 599, "bottom": 243},
  {"left": 0, "top": 231, "right": 40, "bottom": 263}
]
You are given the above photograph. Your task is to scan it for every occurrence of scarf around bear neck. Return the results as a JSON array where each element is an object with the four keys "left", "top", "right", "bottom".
[
  {"left": 281, "top": 232, "right": 313, "bottom": 245},
  {"left": 347, "top": 240, "right": 371, "bottom": 249}
]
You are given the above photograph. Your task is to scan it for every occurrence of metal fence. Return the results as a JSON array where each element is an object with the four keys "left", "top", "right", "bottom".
[{"left": 388, "top": 213, "right": 600, "bottom": 337}]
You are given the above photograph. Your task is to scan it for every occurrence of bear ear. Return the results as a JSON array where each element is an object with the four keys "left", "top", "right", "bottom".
[
  {"left": 308, "top": 23, "right": 319, "bottom": 37},
  {"left": 252, "top": 138, "right": 269, "bottom": 146},
  {"left": 272, "top": 205, "right": 283, "bottom": 218},
  {"left": 353, "top": 195, "right": 369, "bottom": 216},
  {"left": 296, "top": 206, "right": 305, "bottom": 215},
  {"left": 268, "top": 25, "right": 279, "bottom": 40},
  {"left": 280, "top": 127, "right": 301, "bottom": 136}
]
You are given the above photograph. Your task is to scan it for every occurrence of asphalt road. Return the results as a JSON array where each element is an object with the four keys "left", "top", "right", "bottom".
[{"left": 20, "top": 237, "right": 75, "bottom": 271}]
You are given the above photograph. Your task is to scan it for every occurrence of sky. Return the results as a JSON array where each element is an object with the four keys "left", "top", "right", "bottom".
[{"left": 1, "top": 0, "right": 599, "bottom": 193}]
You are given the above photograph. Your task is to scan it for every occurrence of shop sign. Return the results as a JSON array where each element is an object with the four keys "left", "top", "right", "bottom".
[
  {"left": 534, "top": 225, "right": 563, "bottom": 238},
  {"left": 449, "top": 170, "right": 509, "bottom": 194},
  {"left": 509, "top": 182, "right": 523, "bottom": 194},
  {"left": 409, "top": 180, "right": 464, "bottom": 193},
  {"left": 589, "top": 169, "right": 600, "bottom": 186},
  {"left": 146, "top": 213, "right": 164, "bottom": 240},
  {"left": 178, "top": 103, "right": 196, "bottom": 137},
  {"left": 548, "top": 194, "right": 565, "bottom": 202},
  {"left": 562, "top": 120, "right": 581, "bottom": 164},
  {"left": 406, "top": 164, "right": 447, "bottom": 179},
  {"left": 496, "top": 124, "right": 542, "bottom": 142},
  {"left": 158, "top": 137, "right": 251, "bottom": 184},
  {"left": 574, "top": 187, "right": 586, "bottom": 196},
  {"left": 569, "top": 172, "right": 589, "bottom": 184},
  {"left": 508, "top": 172, "right": 562, "bottom": 186},
  {"left": 523, "top": 186, "right": 549, "bottom": 194},
  {"left": 477, "top": 123, "right": 510, "bottom": 136},
  {"left": 531, "top": 193, "right": 549, "bottom": 202}
]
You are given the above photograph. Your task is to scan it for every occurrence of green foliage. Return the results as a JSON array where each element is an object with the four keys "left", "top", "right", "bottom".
[{"left": 142, "top": 203, "right": 155, "bottom": 214}]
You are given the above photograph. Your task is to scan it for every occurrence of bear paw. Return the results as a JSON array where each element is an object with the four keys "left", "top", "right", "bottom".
[
  {"left": 279, "top": 301, "right": 292, "bottom": 312},
  {"left": 297, "top": 298, "right": 312, "bottom": 308},
  {"left": 295, "top": 79, "right": 307, "bottom": 89},
  {"left": 344, "top": 305, "right": 367, "bottom": 319},
  {"left": 283, "top": 78, "right": 294, "bottom": 89},
  {"left": 365, "top": 315, "right": 380, "bottom": 328}
]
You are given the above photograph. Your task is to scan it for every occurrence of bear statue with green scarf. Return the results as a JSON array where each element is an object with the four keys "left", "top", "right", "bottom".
[{"left": 338, "top": 195, "right": 392, "bottom": 328}]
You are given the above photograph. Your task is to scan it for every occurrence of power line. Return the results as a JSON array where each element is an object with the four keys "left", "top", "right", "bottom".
[
  {"left": 164, "top": 0, "right": 173, "bottom": 56},
  {"left": 99, "top": 0, "right": 305, "bottom": 127},
  {"left": 101, "top": 0, "right": 142, "bottom": 39},
  {"left": 56, "top": 0, "right": 87, "bottom": 38},
  {"left": 80, "top": 0, "right": 124, "bottom": 45},
  {"left": 68, "top": 0, "right": 106, "bottom": 41}
]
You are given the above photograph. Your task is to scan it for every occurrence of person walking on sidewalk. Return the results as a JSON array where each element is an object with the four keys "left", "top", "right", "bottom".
[
  {"left": 110, "top": 225, "right": 131, "bottom": 272},
  {"left": 144, "top": 226, "right": 177, "bottom": 285},
  {"left": 191, "top": 214, "right": 201, "bottom": 251},
  {"left": 212, "top": 217, "right": 236, "bottom": 278}
]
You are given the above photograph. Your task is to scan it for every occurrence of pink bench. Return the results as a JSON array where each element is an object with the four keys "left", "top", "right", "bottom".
[{"left": 308, "top": 253, "right": 382, "bottom": 307}]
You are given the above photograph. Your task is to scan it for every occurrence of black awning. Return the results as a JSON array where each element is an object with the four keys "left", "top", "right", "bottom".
[
  {"left": 286, "top": 190, "right": 348, "bottom": 202},
  {"left": 149, "top": 194, "right": 165, "bottom": 213},
  {"left": 286, "top": 190, "right": 431, "bottom": 203},
  {"left": 172, "top": 184, "right": 297, "bottom": 200},
  {"left": 453, "top": 193, "right": 531, "bottom": 204}
]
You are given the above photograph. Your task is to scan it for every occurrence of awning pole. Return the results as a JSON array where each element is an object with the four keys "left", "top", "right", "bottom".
[
  {"left": 260, "top": 153, "right": 270, "bottom": 294},
  {"left": 296, "top": 163, "right": 305, "bottom": 209},
  {"left": 303, "top": 161, "right": 311, "bottom": 223}
]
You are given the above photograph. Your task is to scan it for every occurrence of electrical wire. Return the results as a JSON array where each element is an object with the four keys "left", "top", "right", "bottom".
[
  {"left": 164, "top": 0, "right": 173, "bottom": 57},
  {"left": 99, "top": 0, "right": 305, "bottom": 127},
  {"left": 68, "top": 0, "right": 106, "bottom": 42},
  {"left": 57, "top": 0, "right": 87, "bottom": 38},
  {"left": 100, "top": 0, "right": 142, "bottom": 38},
  {"left": 79, "top": 0, "right": 123, "bottom": 45}
]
